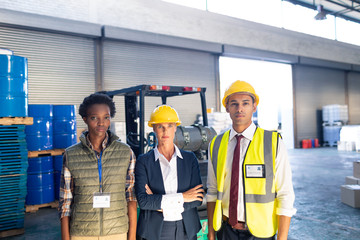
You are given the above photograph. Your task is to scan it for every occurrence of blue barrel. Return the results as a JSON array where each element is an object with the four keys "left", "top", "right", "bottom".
[
  {"left": 26, "top": 171, "right": 55, "bottom": 205},
  {"left": 0, "top": 53, "right": 28, "bottom": 117},
  {"left": 26, "top": 156, "right": 54, "bottom": 204},
  {"left": 53, "top": 155, "right": 63, "bottom": 172},
  {"left": 27, "top": 156, "right": 53, "bottom": 174},
  {"left": 53, "top": 155, "right": 63, "bottom": 200},
  {"left": 54, "top": 170, "right": 61, "bottom": 200},
  {"left": 53, "top": 105, "right": 77, "bottom": 149},
  {"left": 25, "top": 105, "right": 53, "bottom": 151}
]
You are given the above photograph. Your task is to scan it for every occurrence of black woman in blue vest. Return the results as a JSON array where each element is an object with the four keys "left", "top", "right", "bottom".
[{"left": 135, "top": 105, "right": 204, "bottom": 240}]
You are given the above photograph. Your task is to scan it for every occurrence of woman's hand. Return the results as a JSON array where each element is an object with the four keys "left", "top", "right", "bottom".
[
  {"left": 145, "top": 184, "right": 153, "bottom": 195},
  {"left": 182, "top": 184, "right": 204, "bottom": 202},
  {"left": 145, "top": 184, "right": 163, "bottom": 212}
]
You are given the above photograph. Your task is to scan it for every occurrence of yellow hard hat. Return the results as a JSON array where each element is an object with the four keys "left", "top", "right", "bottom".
[
  {"left": 222, "top": 80, "right": 259, "bottom": 107},
  {"left": 148, "top": 105, "right": 181, "bottom": 127}
]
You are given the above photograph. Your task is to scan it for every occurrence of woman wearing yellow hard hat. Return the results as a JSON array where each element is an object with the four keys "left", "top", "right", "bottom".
[{"left": 135, "top": 105, "right": 204, "bottom": 240}]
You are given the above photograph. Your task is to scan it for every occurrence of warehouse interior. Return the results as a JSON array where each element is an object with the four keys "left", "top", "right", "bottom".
[{"left": 0, "top": 0, "right": 360, "bottom": 239}]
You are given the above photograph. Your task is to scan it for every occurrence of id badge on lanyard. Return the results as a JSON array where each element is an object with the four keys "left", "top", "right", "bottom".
[
  {"left": 93, "top": 151, "right": 111, "bottom": 208},
  {"left": 93, "top": 192, "right": 111, "bottom": 208}
]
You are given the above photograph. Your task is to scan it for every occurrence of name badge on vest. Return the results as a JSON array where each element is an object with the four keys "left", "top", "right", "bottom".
[
  {"left": 93, "top": 192, "right": 111, "bottom": 208},
  {"left": 245, "top": 164, "right": 265, "bottom": 178}
]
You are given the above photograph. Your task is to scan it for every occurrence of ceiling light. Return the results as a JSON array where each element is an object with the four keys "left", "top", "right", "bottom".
[{"left": 314, "top": 5, "right": 327, "bottom": 20}]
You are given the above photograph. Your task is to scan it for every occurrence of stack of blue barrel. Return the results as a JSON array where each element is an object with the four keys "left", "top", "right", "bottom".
[
  {"left": 25, "top": 104, "right": 77, "bottom": 203},
  {"left": 25, "top": 105, "right": 55, "bottom": 205},
  {"left": 0, "top": 50, "right": 28, "bottom": 231}
]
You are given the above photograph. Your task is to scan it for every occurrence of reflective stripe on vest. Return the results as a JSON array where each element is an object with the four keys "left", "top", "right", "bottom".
[
  {"left": 209, "top": 130, "right": 229, "bottom": 201},
  {"left": 245, "top": 130, "right": 275, "bottom": 203},
  {"left": 210, "top": 127, "right": 278, "bottom": 237}
]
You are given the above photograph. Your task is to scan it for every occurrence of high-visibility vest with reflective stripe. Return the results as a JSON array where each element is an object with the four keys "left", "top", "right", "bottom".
[{"left": 209, "top": 127, "right": 279, "bottom": 238}]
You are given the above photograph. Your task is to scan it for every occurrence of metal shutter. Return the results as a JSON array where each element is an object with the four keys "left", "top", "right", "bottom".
[
  {"left": 0, "top": 26, "right": 96, "bottom": 128},
  {"left": 103, "top": 40, "right": 217, "bottom": 126},
  {"left": 348, "top": 72, "right": 360, "bottom": 124},
  {"left": 293, "top": 65, "right": 346, "bottom": 147}
]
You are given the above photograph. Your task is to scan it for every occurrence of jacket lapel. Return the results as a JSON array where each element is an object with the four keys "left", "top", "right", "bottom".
[
  {"left": 150, "top": 150, "right": 166, "bottom": 194},
  {"left": 176, "top": 154, "right": 186, "bottom": 192}
]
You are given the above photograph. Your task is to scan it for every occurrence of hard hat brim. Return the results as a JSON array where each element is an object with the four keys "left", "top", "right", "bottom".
[
  {"left": 148, "top": 121, "right": 181, "bottom": 127},
  {"left": 222, "top": 92, "right": 259, "bottom": 107}
]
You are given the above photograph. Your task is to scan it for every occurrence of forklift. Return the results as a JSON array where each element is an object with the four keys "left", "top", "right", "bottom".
[{"left": 101, "top": 84, "right": 217, "bottom": 192}]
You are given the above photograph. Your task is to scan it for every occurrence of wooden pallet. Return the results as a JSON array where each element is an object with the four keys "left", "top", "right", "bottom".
[
  {"left": 0, "top": 228, "right": 25, "bottom": 238},
  {"left": 323, "top": 142, "right": 337, "bottom": 147},
  {"left": 26, "top": 201, "right": 58, "bottom": 213},
  {"left": 0, "top": 117, "right": 33, "bottom": 126},
  {"left": 28, "top": 148, "right": 65, "bottom": 158}
]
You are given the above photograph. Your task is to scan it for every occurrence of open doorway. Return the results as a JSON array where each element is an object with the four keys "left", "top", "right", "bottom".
[{"left": 219, "top": 57, "right": 294, "bottom": 149}]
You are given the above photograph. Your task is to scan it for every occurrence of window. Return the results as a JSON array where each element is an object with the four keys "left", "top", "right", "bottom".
[{"left": 336, "top": 17, "right": 360, "bottom": 46}]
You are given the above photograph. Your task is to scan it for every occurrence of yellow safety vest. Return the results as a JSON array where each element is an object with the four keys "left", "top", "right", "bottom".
[{"left": 209, "top": 127, "right": 279, "bottom": 238}]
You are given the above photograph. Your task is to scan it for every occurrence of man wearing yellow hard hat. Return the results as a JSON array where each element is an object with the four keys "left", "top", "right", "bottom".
[{"left": 206, "top": 81, "right": 296, "bottom": 240}]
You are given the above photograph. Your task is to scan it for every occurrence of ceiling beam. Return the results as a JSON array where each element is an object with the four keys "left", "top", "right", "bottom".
[
  {"left": 285, "top": 0, "right": 360, "bottom": 24},
  {"left": 325, "top": 0, "right": 360, "bottom": 14}
]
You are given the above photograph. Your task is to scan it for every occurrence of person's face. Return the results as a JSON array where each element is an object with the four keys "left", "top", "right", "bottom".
[
  {"left": 83, "top": 104, "right": 111, "bottom": 138},
  {"left": 226, "top": 93, "right": 257, "bottom": 128},
  {"left": 153, "top": 123, "right": 177, "bottom": 146}
]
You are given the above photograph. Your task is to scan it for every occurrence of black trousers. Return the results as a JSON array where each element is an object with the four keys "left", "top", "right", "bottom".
[{"left": 217, "top": 221, "right": 275, "bottom": 240}]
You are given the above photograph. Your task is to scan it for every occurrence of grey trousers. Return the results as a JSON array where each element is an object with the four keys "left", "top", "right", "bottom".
[{"left": 160, "top": 220, "right": 191, "bottom": 240}]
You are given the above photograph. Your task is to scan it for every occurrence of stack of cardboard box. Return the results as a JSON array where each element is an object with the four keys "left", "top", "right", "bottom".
[{"left": 341, "top": 161, "right": 360, "bottom": 208}]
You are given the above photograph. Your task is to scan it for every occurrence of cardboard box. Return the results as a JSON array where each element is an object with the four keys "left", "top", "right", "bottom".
[
  {"left": 346, "top": 176, "right": 360, "bottom": 185},
  {"left": 354, "top": 161, "right": 360, "bottom": 179},
  {"left": 341, "top": 185, "right": 360, "bottom": 208},
  {"left": 197, "top": 219, "right": 208, "bottom": 240}
]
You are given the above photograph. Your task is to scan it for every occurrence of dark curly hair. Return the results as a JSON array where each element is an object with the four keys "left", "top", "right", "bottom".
[{"left": 79, "top": 93, "right": 116, "bottom": 118}]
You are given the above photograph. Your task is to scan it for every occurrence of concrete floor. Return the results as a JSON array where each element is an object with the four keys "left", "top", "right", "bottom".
[
  {"left": 287, "top": 148, "right": 360, "bottom": 240},
  {"left": 3, "top": 148, "right": 360, "bottom": 240}
]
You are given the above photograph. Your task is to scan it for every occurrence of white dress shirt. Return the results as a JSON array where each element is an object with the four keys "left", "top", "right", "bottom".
[
  {"left": 154, "top": 145, "right": 185, "bottom": 221},
  {"left": 207, "top": 122, "right": 296, "bottom": 222}
]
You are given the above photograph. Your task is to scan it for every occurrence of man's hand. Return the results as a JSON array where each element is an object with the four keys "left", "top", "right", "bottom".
[{"left": 182, "top": 184, "right": 204, "bottom": 202}]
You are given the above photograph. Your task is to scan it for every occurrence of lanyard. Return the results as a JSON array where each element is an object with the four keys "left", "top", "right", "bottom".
[{"left": 98, "top": 151, "right": 103, "bottom": 193}]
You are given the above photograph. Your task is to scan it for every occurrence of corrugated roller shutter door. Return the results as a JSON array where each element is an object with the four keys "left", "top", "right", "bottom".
[
  {"left": 103, "top": 40, "right": 216, "bottom": 126},
  {"left": 0, "top": 26, "right": 96, "bottom": 128},
  {"left": 293, "top": 65, "right": 346, "bottom": 147},
  {"left": 347, "top": 72, "right": 360, "bottom": 124}
]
